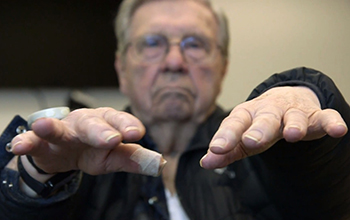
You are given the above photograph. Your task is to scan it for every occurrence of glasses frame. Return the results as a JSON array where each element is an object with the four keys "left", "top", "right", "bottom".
[{"left": 124, "top": 34, "right": 223, "bottom": 64}]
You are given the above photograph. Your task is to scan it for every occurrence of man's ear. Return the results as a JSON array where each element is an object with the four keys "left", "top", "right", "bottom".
[
  {"left": 222, "top": 58, "right": 229, "bottom": 78},
  {"left": 114, "top": 53, "right": 128, "bottom": 95},
  {"left": 217, "top": 58, "right": 229, "bottom": 95}
]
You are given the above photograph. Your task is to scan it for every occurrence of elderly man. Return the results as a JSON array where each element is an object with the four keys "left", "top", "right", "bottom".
[{"left": 1, "top": 0, "right": 349, "bottom": 219}]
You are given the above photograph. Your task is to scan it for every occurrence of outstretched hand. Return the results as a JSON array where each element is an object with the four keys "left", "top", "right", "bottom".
[
  {"left": 200, "top": 86, "right": 348, "bottom": 169},
  {"left": 11, "top": 107, "right": 166, "bottom": 177}
]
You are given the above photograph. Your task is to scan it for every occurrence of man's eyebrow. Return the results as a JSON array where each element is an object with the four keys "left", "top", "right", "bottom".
[
  {"left": 140, "top": 30, "right": 211, "bottom": 39},
  {"left": 182, "top": 32, "right": 211, "bottom": 38}
]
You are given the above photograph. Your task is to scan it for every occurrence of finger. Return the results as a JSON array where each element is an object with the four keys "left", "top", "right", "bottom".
[
  {"left": 80, "top": 143, "right": 167, "bottom": 177},
  {"left": 68, "top": 108, "right": 145, "bottom": 147},
  {"left": 97, "top": 108, "right": 146, "bottom": 141},
  {"left": 201, "top": 142, "right": 246, "bottom": 169},
  {"left": 11, "top": 131, "right": 48, "bottom": 155},
  {"left": 33, "top": 116, "right": 127, "bottom": 151},
  {"left": 208, "top": 108, "right": 252, "bottom": 154},
  {"left": 241, "top": 109, "right": 283, "bottom": 154},
  {"left": 282, "top": 108, "right": 308, "bottom": 142},
  {"left": 320, "top": 109, "right": 348, "bottom": 138},
  {"left": 200, "top": 151, "right": 231, "bottom": 169},
  {"left": 29, "top": 108, "right": 141, "bottom": 149},
  {"left": 30, "top": 117, "right": 98, "bottom": 148},
  {"left": 306, "top": 109, "right": 348, "bottom": 140},
  {"left": 10, "top": 127, "right": 75, "bottom": 173}
]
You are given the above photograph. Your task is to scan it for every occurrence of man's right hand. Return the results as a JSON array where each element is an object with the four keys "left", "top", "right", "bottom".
[{"left": 10, "top": 107, "right": 166, "bottom": 177}]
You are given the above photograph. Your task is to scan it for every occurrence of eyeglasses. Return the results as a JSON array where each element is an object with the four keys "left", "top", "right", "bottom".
[{"left": 125, "top": 34, "right": 221, "bottom": 64}]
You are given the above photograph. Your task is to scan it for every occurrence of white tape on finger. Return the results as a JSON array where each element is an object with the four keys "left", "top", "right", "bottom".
[{"left": 130, "top": 148, "right": 164, "bottom": 177}]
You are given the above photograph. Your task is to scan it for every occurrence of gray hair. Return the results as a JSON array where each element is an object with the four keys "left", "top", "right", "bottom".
[{"left": 114, "top": 0, "right": 230, "bottom": 59}]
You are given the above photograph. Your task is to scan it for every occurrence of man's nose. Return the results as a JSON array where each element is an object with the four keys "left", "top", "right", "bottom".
[{"left": 162, "top": 44, "right": 188, "bottom": 72}]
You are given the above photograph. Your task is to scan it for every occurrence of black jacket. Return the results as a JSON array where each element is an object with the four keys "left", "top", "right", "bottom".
[{"left": 1, "top": 67, "right": 349, "bottom": 220}]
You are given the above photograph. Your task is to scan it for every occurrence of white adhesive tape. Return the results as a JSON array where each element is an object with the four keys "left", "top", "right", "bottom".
[
  {"left": 130, "top": 148, "right": 162, "bottom": 177},
  {"left": 27, "top": 107, "right": 70, "bottom": 128}
]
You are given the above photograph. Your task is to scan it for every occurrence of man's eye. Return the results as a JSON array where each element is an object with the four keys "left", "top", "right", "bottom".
[
  {"left": 187, "top": 42, "right": 201, "bottom": 48},
  {"left": 183, "top": 37, "right": 205, "bottom": 49},
  {"left": 143, "top": 36, "right": 163, "bottom": 47}
]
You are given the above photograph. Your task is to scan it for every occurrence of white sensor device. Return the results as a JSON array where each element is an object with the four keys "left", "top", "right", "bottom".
[{"left": 27, "top": 107, "right": 70, "bottom": 129}]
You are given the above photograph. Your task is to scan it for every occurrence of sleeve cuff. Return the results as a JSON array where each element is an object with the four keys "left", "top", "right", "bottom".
[
  {"left": 1, "top": 167, "right": 82, "bottom": 207},
  {"left": 246, "top": 67, "right": 346, "bottom": 110}
]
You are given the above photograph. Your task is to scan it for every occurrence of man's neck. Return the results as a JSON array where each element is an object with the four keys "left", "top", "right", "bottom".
[{"left": 147, "top": 121, "right": 198, "bottom": 156}]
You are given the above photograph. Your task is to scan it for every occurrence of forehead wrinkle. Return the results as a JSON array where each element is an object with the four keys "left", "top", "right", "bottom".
[
  {"left": 130, "top": 0, "right": 218, "bottom": 39},
  {"left": 140, "top": 25, "right": 213, "bottom": 40}
]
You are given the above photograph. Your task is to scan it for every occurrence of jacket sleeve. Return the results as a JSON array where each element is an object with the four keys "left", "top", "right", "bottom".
[
  {"left": 0, "top": 116, "right": 82, "bottom": 220},
  {"left": 246, "top": 67, "right": 350, "bottom": 219}
]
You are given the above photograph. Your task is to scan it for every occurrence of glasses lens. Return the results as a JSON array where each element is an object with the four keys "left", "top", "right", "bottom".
[
  {"left": 181, "top": 36, "right": 211, "bottom": 62},
  {"left": 130, "top": 35, "right": 215, "bottom": 64},
  {"left": 135, "top": 35, "right": 166, "bottom": 62}
]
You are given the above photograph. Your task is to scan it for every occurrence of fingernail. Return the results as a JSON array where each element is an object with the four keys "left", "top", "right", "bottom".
[
  {"left": 210, "top": 138, "right": 227, "bottom": 149},
  {"left": 130, "top": 149, "right": 166, "bottom": 177},
  {"left": 105, "top": 133, "right": 120, "bottom": 142},
  {"left": 101, "top": 131, "right": 120, "bottom": 143},
  {"left": 244, "top": 135, "right": 259, "bottom": 143},
  {"left": 199, "top": 154, "right": 207, "bottom": 167},
  {"left": 337, "top": 123, "right": 348, "bottom": 129},
  {"left": 244, "top": 130, "right": 263, "bottom": 143},
  {"left": 125, "top": 126, "right": 140, "bottom": 133},
  {"left": 11, "top": 141, "right": 23, "bottom": 153},
  {"left": 287, "top": 125, "right": 301, "bottom": 131}
]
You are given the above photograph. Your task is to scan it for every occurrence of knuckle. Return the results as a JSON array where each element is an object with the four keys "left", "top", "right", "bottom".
[
  {"left": 226, "top": 108, "right": 252, "bottom": 126},
  {"left": 101, "top": 107, "right": 119, "bottom": 118},
  {"left": 236, "top": 142, "right": 249, "bottom": 158}
]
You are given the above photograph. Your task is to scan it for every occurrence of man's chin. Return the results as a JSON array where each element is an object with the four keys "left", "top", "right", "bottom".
[{"left": 153, "top": 105, "right": 193, "bottom": 122}]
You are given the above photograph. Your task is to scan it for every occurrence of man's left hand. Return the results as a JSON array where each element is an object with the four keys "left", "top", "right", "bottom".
[{"left": 200, "top": 86, "right": 348, "bottom": 169}]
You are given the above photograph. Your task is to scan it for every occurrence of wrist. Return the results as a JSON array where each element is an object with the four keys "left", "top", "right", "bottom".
[
  {"left": 19, "top": 155, "right": 54, "bottom": 183},
  {"left": 17, "top": 155, "right": 54, "bottom": 197},
  {"left": 17, "top": 155, "right": 78, "bottom": 198}
]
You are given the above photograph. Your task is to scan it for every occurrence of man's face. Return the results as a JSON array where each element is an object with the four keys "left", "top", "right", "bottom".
[{"left": 116, "top": 0, "right": 227, "bottom": 125}]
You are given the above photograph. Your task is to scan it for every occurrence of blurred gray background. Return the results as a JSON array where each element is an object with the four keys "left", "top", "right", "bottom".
[{"left": 1, "top": 0, "right": 349, "bottom": 129}]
